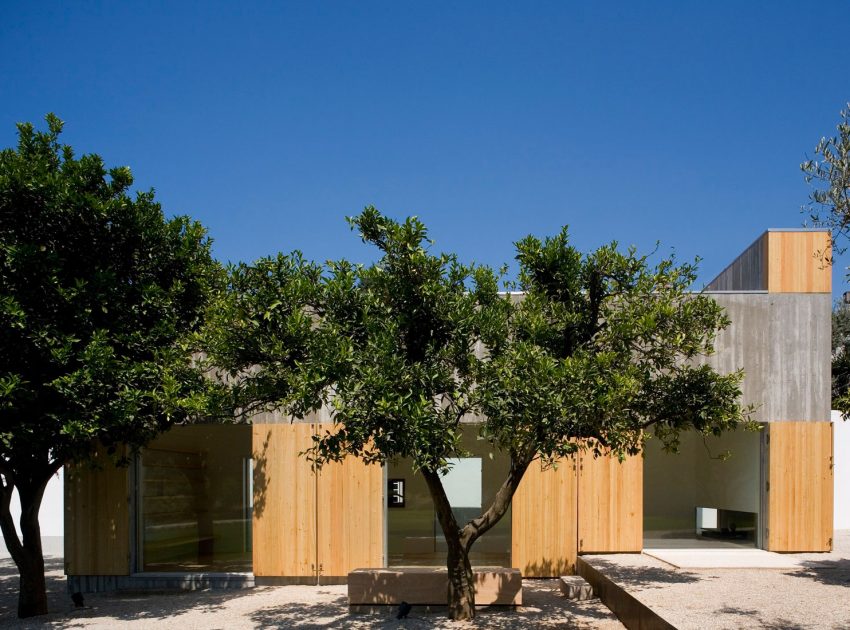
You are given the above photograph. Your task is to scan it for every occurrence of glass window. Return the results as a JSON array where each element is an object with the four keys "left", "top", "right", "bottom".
[
  {"left": 139, "top": 425, "right": 252, "bottom": 572},
  {"left": 387, "top": 427, "right": 512, "bottom": 567}
]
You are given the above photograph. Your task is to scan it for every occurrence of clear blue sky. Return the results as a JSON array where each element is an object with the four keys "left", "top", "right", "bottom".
[{"left": 2, "top": 2, "right": 849, "bottom": 293}]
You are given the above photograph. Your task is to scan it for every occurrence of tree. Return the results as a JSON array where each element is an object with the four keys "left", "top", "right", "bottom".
[
  {"left": 802, "top": 102, "right": 850, "bottom": 263},
  {"left": 206, "top": 207, "right": 750, "bottom": 621},
  {"left": 832, "top": 301, "right": 850, "bottom": 415},
  {"left": 0, "top": 115, "right": 218, "bottom": 617},
  {"left": 803, "top": 104, "right": 850, "bottom": 413}
]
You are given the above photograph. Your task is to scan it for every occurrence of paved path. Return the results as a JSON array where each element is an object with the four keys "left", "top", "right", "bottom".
[{"left": 583, "top": 531, "right": 850, "bottom": 629}]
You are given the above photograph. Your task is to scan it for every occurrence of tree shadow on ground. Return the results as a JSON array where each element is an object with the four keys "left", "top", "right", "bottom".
[
  {"left": 0, "top": 558, "right": 258, "bottom": 627},
  {"left": 583, "top": 558, "right": 704, "bottom": 590},
  {"left": 785, "top": 559, "right": 850, "bottom": 587},
  {"left": 249, "top": 580, "right": 622, "bottom": 629},
  {"left": 714, "top": 605, "right": 807, "bottom": 630}
]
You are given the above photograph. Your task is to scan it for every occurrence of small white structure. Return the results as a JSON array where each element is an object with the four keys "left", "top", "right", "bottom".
[{"left": 833, "top": 410, "right": 850, "bottom": 530}]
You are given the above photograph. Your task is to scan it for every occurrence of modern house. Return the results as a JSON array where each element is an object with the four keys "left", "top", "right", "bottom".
[{"left": 64, "top": 229, "right": 833, "bottom": 592}]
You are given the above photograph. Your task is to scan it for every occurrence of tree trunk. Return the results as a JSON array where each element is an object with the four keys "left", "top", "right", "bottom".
[
  {"left": 421, "top": 466, "right": 477, "bottom": 621},
  {"left": 0, "top": 472, "right": 51, "bottom": 618},
  {"left": 422, "top": 453, "right": 534, "bottom": 621},
  {"left": 446, "top": 533, "right": 475, "bottom": 621}
]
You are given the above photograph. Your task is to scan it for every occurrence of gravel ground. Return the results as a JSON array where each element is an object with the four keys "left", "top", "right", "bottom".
[
  {"left": 0, "top": 561, "right": 623, "bottom": 629},
  {"left": 583, "top": 530, "right": 850, "bottom": 630}
]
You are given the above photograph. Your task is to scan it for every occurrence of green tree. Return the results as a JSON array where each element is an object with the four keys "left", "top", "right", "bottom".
[
  {"left": 832, "top": 301, "right": 850, "bottom": 414},
  {"left": 802, "top": 102, "right": 850, "bottom": 262},
  {"left": 0, "top": 115, "right": 219, "bottom": 617},
  {"left": 206, "top": 207, "right": 750, "bottom": 621}
]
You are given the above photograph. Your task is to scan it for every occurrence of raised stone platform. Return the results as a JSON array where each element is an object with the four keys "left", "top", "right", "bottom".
[{"left": 348, "top": 567, "right": 522, "bottom": 607}]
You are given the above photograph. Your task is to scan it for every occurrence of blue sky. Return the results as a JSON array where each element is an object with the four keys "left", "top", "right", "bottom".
[{"left": 2, "top": 2, "right": 849, "bottom": 293}]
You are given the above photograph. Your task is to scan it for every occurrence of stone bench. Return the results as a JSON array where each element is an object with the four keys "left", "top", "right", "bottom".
[
  {"left": 559, "top": 575, "right": 594, "bottom": 600},
  {"left": 348, "top": 567, "right": 522, "bottom": 607}
]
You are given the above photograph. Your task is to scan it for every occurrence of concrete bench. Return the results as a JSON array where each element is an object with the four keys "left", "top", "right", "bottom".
[{"left": 348, "top": 567, "right": 522, "bottom": 607}]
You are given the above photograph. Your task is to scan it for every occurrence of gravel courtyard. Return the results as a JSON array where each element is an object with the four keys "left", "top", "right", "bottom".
[{"left": 0, "top": 561, "right": 623, "bottom": 629}]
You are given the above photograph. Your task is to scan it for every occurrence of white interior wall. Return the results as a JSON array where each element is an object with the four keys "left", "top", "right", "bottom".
[
  {"left": 644, "top": 428, "right": 761, "bottom": 534},
  {"left": 833, "top": 410, "right": 850, "bottom": 530}
]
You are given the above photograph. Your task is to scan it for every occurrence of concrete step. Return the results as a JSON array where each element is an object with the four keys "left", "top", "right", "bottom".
[{"left": 559, "top": 575, "right": 595, "bottom": 601}]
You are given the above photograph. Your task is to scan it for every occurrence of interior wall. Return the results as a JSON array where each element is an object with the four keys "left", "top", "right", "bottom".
[{"left": 643, "top": 429, "right": 761, "bottom": 536}]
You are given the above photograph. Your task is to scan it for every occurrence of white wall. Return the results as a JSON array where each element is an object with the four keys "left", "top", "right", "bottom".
[
  {"left": 0, "top": 468, "right": 64, "bottom": 558},
  {"left": 833, "top": 410, "right": 850, "bottom": 530}
]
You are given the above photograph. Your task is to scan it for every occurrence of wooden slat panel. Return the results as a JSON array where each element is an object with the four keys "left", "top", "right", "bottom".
[
  {"left": 252, "top": 423, "right": 317, "bottom": 577},
  {"left": 316, "top": 438, "right": 384, "bottom": 578},
  {"left": 511, "top": 457, "right": 577, "bottom": 577},
  {"left": 578, "top": 449, "right": 642, "bottom": 553},
  {"left": 767, "top": 231, "right": 831, "bottom": 293},
  {"left": 766, "top": 421, "right": 833, "bottom": 552},
  {"left": 64, "top": 446, "right": 129, "bottom": 575}
]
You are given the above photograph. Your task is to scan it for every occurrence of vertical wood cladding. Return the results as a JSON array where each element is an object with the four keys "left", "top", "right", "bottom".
[
  {"left": 511, "top": 457, "right": 578, "bottom": 577},
  {"left": 766, "top": 422, "right": 833, "bottom": 552},
  {"left": 578, "top": 449, "right": 643, "bottom": 553},
  {"left": 317, "top": 446, "right": 384, "bottom": 580},
  {"left": 252, "top": 423, "right": 317, "bottom": 577},
  {"left": 252, "top": 423, "right": 384, "bottom": 579},
  {"left": 766, "top": 231, "right": 831, "bottom": 293},
  {"left": 64, "top": 446, "right": 130, "bottom": 575},
  {"left": 706, "top": 229, "right": 830, "bottom": 294}
]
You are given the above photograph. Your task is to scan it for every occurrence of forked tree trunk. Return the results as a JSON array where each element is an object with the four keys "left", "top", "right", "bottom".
[
  {"left": 422, "top": 454, "right": 532, "bottom": 621},
  {"left": 0, "top": 473, "right": 51, "bottom": 618}
]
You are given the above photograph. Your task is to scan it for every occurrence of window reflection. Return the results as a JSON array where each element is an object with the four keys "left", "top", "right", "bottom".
[
  {"left": 387, "top": 428, "right": 511, "bottom": 567},
  {"left": 139, "top": 425, "right": 252, "bottom": 572}
]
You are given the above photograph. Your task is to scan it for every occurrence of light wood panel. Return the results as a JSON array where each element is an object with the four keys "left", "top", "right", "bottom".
[
  {"left": 511, "top": 457, "right": 577, "bottom": 577},
  {"left": 317, "top": 433, "right": 384, "bottom": 579},
  {"left": 578, "top": 448, "right": 642, "bottom": 553},
  {"left": 767, "top": 231, "right": 831, "bottom": 293},
  {"left": 766, "top": 421, "right": 833, "bottom": 552},
  {"left": 252, "top": 423, "right": 317, "bottom": 577},
  {"left": 64, "top": 446, "right": 129, "bottom": 575}
]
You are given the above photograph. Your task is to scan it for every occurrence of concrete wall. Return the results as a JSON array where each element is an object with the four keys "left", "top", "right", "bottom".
[{"left": 700, "top": 292, "right": 831, "bottom": 422}]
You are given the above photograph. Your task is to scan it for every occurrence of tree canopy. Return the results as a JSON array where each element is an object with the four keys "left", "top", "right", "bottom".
[
  {"left": 802, "top": 102, "right": 850, "bottom": 261},
  {"left": 0, "top": 115, "right": 219, "bottom": 617},
  {"left": 206, "top": 207, "right": 750, "bottom": 620}
]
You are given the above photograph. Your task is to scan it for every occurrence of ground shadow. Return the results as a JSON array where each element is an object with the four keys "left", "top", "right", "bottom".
[
  {"left": 715, "top": 605, "right": 807, "bottom": 630},
  {"left": 583, "top": 558, "right": 704, "bottom": 589},
  {"left": 0, "top": 558, "right": 258, "bottom": 626},
  {"left": 785, "top": 558, "right": 850, "bottom": 587}
]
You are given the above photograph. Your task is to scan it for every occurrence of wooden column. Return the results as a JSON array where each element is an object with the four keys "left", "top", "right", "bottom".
[
  {"left": 64, "top": 446, "right": 130, "bottom": 575},
  {"left": 765, "top": 421, "right": 833, "bottom": 552},
  {"left": 511, "top": 457, "right": 577, "bottom": 577}
]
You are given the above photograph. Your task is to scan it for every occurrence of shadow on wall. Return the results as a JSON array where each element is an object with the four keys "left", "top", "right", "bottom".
[
  {"left": 518, "top": 558, "right": 575, "bottom": 578},
  {"left": 252, "top": 429, "right": 271, "bottom": 519}
]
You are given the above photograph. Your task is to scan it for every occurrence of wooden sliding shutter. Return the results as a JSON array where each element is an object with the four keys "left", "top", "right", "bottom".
[
  {"left": 765, "top": 422, "right": 833, "bottom": 552},
  {"left": 64, "top": 445, "right": 130, "bottom": 575},
  {"left": 252, "top": 423, "right": 317, "bottom": 577},
  {"left": 511, "top": 457, "right": 578, "bottom": 577},
  {"left": 577, "top": 448, "right": 642, "bottom": 553}
]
